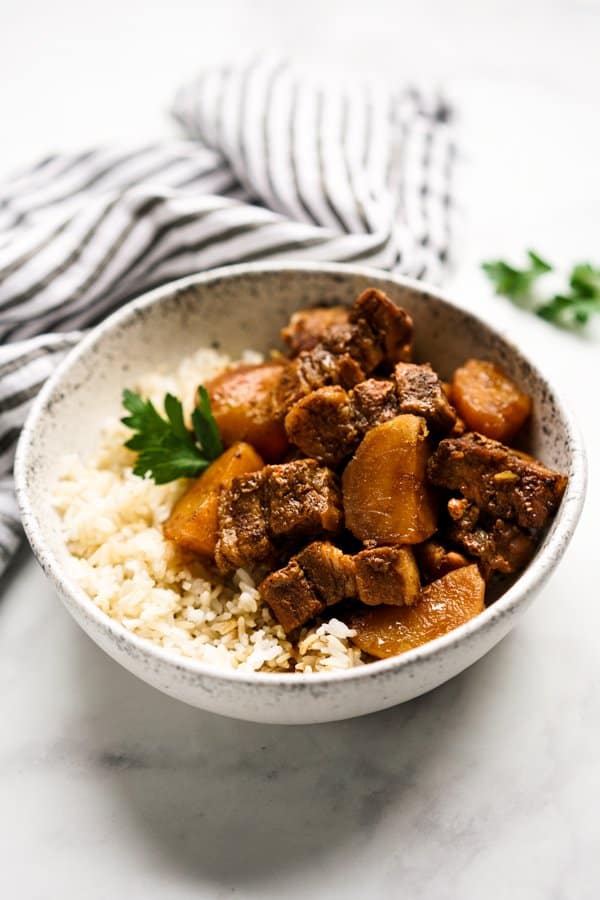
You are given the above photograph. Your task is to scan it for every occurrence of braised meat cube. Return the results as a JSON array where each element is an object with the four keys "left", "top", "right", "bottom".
[
  {"left": 276, "top": 290, "right": 413, "bottom": 413},
  {"left": 285, "top": 379, "right": 401, "bottom": 465},
  {"left": 349, "top": 288, "right": 413, "bottom": 364},
  {"left": 284, "top": 386, "right": 359, "bottom": 466},
  {"left": 295, "top": 541, "right": 357, "bottom": 606},
  {"left": 276, "top": 346, "right": 365, "bottom": 411},
  {"left": 281, "top": 306, "right": 349, "bottom": 354},
  {"left": 294, "top": 346, "right": 365, "bottom": 393},
  {"left": 354, "top": 546, "right": 421, "bottom": 606},
  {"left": 352, "top": 379, "right": 400, "bottom": 430},
  {"left": 215, "top": 460, "right": 342, "bottom": 572},
  {"left": 266, "top": 460, "right": 343, "bottom": 540},
  {"left": 315, "top": 290, "right": 413, "bottom": 372},
  {"left": 285, "top": 366, "right": 454, "bottom": 467},
  {"left": 260, "top": 561, "right": 326, "bottom": 633},
  {"left": 262, "top": 541, "right": 421, "bottom": 631},
  {"left": 447, "top": 499, "right": 537, "bottom": 578},
  {"left": 427, "top": 432, "right": 567, "bottom": 529},
  {"left": 393, "top": 362, "right": 457, "bottom": 434},
  {"left": 489, "top": 519, "right": 538, "bottom": 575},
  {"left": 215, "top": 470, "right": 274, "bottom": 571},
  {"left": 415, "top": 540, "right": 470, "bottom": 583},
  {"left": 321, "top": 320, "right": 384, "bottom": 373}
]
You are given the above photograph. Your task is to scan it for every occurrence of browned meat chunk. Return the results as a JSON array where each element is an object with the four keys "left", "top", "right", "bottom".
[
  {"left": 276, "top": 346, "right": 365, "bottom": 411},
  {"left": 447, "top": 500, "right": 537, "bottom": 578},
  {"left": 262, "top": 541, "right": 422, "bottom": 631},
  {"left": 320, "top": 320, "right": 384, "bottom": 373},
  {"left": 281, "top": 306, "right": 349, "bottom": 354},
  {"left": 349, "top": 288, "right": 413, "bottom": 364},
  {"left": 393, "top": 362, "right": 457, "bottom": 433},
  {"left": 215, "top": 470, "right": 274, "bottom": 571},
  {"left": 266, "top": 460, "right": 343, "bottom": 540},
  {"left": 489, "top": 519, "right": 538, "bottom": 574},
  {"left": 276, "top": 290, "right": 413, "bottom": 412},
  {"left": 312, "top": 289, "right": 413, "bottom": 372},
  {"left": 415, "top": 540, "right": 470, "bottom": 583},
  {"left": 285, "top": 379, "right": 400, "bottom": 466},
  {"left": 215, "top": 460, "right": 343, "bottom": 572},
  {"left": 284, "top": 386, "right": 359, "bottom": 466},
  {"left": 260, "top": 561, "right": 326, "bottom": 633},
  {"left": 354, "top": 546, "right": 421, "bottom": 606},
  {"left": 427, "top": 432, "right": 567, "bottom": 529},
  {"left": 297, "top": 346, "right": 366, "bottom": 394},
  {"left": 352, "top": 379, "right": 400, "bottom": 430},
  {"left": 285, "top": 367, "right": 455, "bottom": 465},
  {"left": 295, "top": 541, "right": 357, "bottom": 606}
]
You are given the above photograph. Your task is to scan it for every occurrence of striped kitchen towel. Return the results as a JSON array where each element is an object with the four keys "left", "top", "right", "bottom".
[{"left": 0, "top": 57, "right": 457, "bottom": 575}]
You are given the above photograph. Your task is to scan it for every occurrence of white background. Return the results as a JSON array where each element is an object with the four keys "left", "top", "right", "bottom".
[{"left": 1, "top": 1, "right": 599, "bottom": 898}]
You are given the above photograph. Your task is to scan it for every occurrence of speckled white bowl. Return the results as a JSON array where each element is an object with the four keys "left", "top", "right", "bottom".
[{"left": 15, "top": 263, "right": 586, "bottom": 724}]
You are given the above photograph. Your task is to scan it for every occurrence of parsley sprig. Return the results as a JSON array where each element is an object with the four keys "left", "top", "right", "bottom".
[
  {"left": 482, "top": 250, "right": 600, "bottom": 328},
  {"left": 121, "top": 385, "right": 223, "bottom": 484}
]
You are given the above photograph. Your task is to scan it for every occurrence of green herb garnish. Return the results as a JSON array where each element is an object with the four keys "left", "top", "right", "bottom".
[
  {"left": 121, "top": 385, "right": 223, "bottom": 484},
  {"left": 482, "top": 251, "right": 552, "bottom": 303},
  {"left": 482, "top": 251, "right": 600, "bottom": 329}
]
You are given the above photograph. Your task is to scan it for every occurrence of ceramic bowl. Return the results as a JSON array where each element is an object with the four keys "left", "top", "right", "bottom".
[{"left": 14, "top": 263, "right": 586, "bottom": 724}]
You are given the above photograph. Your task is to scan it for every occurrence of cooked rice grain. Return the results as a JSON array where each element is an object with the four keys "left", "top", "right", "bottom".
[{"left": 52, "top": 347, "right": 363, "bottom": 673}]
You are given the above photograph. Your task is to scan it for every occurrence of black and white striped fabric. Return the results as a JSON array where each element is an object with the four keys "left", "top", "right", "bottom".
[{"left": 0, "top": 57, "right": 457, "bottom": 575}]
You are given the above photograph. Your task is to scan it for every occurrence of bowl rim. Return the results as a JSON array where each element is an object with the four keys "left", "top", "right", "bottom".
[{"left": 14, "top": 261, "right": 588, "bottom": 687}]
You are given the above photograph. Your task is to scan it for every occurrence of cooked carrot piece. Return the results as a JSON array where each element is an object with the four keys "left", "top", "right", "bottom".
[
  {"left": 206, "top": 361, "right": 289, "bottom": 462},
  {"left": 342, "top": 415, "right": 438, "bottom": 545},
  {"left": 164, "top": 442, "right": 264, "bottom": 558},
  {"left": 347, "top": 564, "right": 485, "bottom": 659},
  {"left": 451, "top": 359, "right": 532, "bottom": 443}
]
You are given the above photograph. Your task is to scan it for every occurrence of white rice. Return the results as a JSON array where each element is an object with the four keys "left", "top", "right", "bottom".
[{"left": 52, "top": 347, "right": 363, "bottom": 674}]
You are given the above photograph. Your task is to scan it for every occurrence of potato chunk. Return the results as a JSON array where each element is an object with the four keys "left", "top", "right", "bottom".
[
  {"left": 206, "top": 361, "right": 289, "bottom": 462},
  {"left": 452, "top": 359, "right": 532, "bottom": 443},
  {"left": 348, "top": 564, "right": 485, "bottom": 659},
  {"left": 342, "top": 415, "right": 437, "bottom": 545},
  {"left": 164, "top": 442, "right": 264, "bottom": 558}
]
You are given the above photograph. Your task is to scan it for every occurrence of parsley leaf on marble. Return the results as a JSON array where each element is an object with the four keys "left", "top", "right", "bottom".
[{"left": 482, "top": 251, "right": 600, "bottom": 328}]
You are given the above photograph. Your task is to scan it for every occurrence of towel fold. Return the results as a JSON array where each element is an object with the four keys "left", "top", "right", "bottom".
[{"left": 0, "top": 57, "right": 457, "bottom": 575}]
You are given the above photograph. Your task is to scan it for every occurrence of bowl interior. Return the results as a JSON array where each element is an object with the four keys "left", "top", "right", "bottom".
[{"left": 17, "top": 265, "right": 579, "bottom": 641}]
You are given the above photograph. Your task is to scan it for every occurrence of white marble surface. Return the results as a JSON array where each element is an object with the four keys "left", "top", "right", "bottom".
[{"left": 1, "top": 1, "right": 599, "bottom": 897}]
